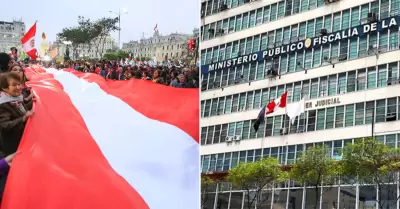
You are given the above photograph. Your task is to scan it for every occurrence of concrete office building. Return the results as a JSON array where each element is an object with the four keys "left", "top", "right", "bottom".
[{"left": 200, "top": 0, "right": 400, "bottom": 208}]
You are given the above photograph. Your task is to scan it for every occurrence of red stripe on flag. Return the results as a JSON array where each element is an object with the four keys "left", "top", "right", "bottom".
[
  {"left": 21, "top": 22, "right": 36, "bottom": 44},
  {"left": 64, "top": 68, "right": 199, "bottom": 143},
  {"left": 2, "top": 69, "right": 149, "bottom": 209},
  {"left": 265, "top": 91, "right": 287, "bottom": 115},
  {"left": 26, "top": 49, "right": 37, "bottom": 60},
  {"left": 279, "top": 91, "right": 288, "bottom": 108}
]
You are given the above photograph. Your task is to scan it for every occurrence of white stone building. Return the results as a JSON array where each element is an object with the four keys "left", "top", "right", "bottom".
[
  {"left": 53, "top": 35, "right": 117, "bottom": 59},
  {"left": 122, "top": 29, "right": 197, "bottom": 61},
  {"left": 0, "top": 20, "right": 25, "bottom": 53}
]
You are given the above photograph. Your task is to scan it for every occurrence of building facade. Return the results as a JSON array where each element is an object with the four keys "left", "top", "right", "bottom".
[
  {"left": 53, "top": 35, "right": 117, "bottom": 59},
  {"left": 0, "top": 20, "right": 25, "bottom": 53},
  {"left": 200, "top": 0, "right": 400, "bottom": 208},
  {"left": 121, "top": 30, "right": 196, "bottom": 61}
]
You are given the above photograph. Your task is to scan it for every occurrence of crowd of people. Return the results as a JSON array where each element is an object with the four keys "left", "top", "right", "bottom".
[
  {"left": 54, "top": 60, "right": 200, "bottom": 88},
  {"left": 0, "top": 51, "right": 200, "bottom": 204},
  {"left": 0, "top": 52, "right": 35, "bottom": 204}
]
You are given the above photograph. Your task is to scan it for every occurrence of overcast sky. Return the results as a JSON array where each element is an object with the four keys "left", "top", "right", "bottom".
[{"left": 0, "top": 0, "right": 198, "bottom": 46}]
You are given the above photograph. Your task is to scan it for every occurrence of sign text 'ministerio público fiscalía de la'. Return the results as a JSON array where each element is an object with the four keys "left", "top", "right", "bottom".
[{"left": 201, "top": 15, "right": 400, "bottom": 75}]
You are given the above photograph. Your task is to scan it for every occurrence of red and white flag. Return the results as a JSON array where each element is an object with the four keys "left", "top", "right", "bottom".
[
  {"left": 154, "top": 24, "right": 158, "bottom": 31},
  {"left": 2, "top": 67, "right": 199, "bottom": 209},
  {"left": 286, "top": 97, "right": 305, "bottom": 124},
  {"left": 266, "top": 91, "right": 287, "bottom": 115},
  {"left": 253, "top": 91, "right": 287, "bottom": 132},
  {"left": 21, "top": 22, "right": 37, "bottom": 60}
]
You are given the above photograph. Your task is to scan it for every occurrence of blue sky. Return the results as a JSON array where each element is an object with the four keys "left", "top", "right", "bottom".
[{"left": 0, "top": 0, "right": 198, "bottom": 46}]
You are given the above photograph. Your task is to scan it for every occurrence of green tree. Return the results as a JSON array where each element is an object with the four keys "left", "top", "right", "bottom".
[
  {"left": 341, "top": 137, "right": 400, "bottom": 209},
  {"left": 117, "top": 51, "right": 129, "bottom": 59},
  {"left": 102, "top": 51, "right": 128, "bottom": 61},
  {"left": 57, "top": 16, "right": 95, "bottom": 49},
  {"left": 58, "top": 16, "right": 119, "bottom": 59},
  {"left": 57, "top": 27, "right": 84, "bottom": 49},
  {"left": 76, "top": 16, "right": 98, "bottom": 54},
  {"left": 227, "top": 158, "right": 287, "bottom": 209},
  {"left": 102, "top": 52, "right": 119, "bottom": 61},
  {"left": 92, "top": 17, "right": 119, "bottom": 57},
  {"left": 290, "top": 145, "right": 339, "bottom": 209},
  {"left": 201, "top": 175, "right": 215, "bottom": 209}
]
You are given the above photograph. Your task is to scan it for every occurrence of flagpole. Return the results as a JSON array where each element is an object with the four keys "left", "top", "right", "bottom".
[
  {"left": 260, "top": 80, "right": 271, "bottom": 159},
  {"left": 372, "top": 106, "right": 375, "bottom": 138},
  {"left": 301, "top": 89, "right": 308, "bottom": 132},
  {"left": 281, "top": 91, "right": 288, "bottom": 150},
  {"left": 283, "top": 91, "right": 288, "bottom": 131}
]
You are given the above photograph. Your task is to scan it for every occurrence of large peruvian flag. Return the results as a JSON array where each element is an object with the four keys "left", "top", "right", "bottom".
[
  {"left": 2, "top": 67, "right": 199, "bottom": 209},
  {"left": 21, "top": 22, "right": 37, "bottom": 60}
]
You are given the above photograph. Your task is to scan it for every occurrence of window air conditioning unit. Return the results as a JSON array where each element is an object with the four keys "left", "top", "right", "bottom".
[
  {"left": 233, "top": 135, "right": 241, "bottom": 141},
  {"left": 324, "top": 0, "right": 340, "bottom": 4},
  {"left": 387, "top": 78, "right": 393, "bottom": 85},
  {"left": 280, "top": 127, "right": 288, "bottom": 135},
  {"left": 226, "top": 136, "right": 233, "bottom": 142},
  {"left": 244, "top": 0, "right": 251, "bottom": 3},
  {"left": 220, "top": 4, "right": 228, "bottom": 11},
  {"left": 386, "top": 113, "right": 396, "bottom": 122},
  {"left": 266, "top": 68, "right": 278, "bottom": 78},
  {"left": 297, "top": 127, "right": 305, "bottom": 133},
  {"left": 208, "top": 28, "right": 215, "bottom": 34},
  {"left": 320, "top": 28, "right": 328, "bottom": 35},
  {"left": 367, "top": 12, "right": 378, "bottom": 22},
  {"left": 338, "top": 54, "right": 347, "bottom": 61},
  {"left": 368, "top": 44, "right": 378, "bottom": 51}
]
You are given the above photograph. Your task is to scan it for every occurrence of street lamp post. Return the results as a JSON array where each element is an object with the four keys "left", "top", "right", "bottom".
[{"left": 110, "top": 8, "right": 128, "bottom": 49}]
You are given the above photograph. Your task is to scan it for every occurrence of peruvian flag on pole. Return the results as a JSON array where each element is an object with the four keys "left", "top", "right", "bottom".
[
  {"left": 253, "top": 91, "right": 287, "bottom": 132},
  {"left": 21, "top": 22, "right": 37, "bottom": 60},
  {"left": 266, "top": 91, "right": 288, "bottom": 114},
  {"left": 154, "top": 23, "right": 158, "bottom": 31}
]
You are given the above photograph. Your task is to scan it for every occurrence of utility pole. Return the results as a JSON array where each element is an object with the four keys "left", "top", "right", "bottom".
[{"left": 110, "top": 8, "right": 128, "bottom": 49}]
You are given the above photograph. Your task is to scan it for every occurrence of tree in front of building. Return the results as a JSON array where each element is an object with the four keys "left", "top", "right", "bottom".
[
  {"left": 92, "top": 17, "right": 119, "bottom": 57},
  {"left": 290, "top": 145, "right": 339, "bottom": 209},
  {"left": 58, "top": 16, "right": 95, "bottom": 56},
  {"left": 341, "top": 137, "right": 400, "bottom": 209},
  {"left": 137, "top": 57, "right": 151, "bottom": 62},
  {"left": 58, "top": 16, "right": 119, "bottom": 59},
  {"left": 201, "top": 175, "right": 215, "bottom": 209},
  {"left": 227, "top": 157, "right": 287, "bottom": 209},
  {"left": 102, "top": 51, "right": 129, "bottom": 61}
]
